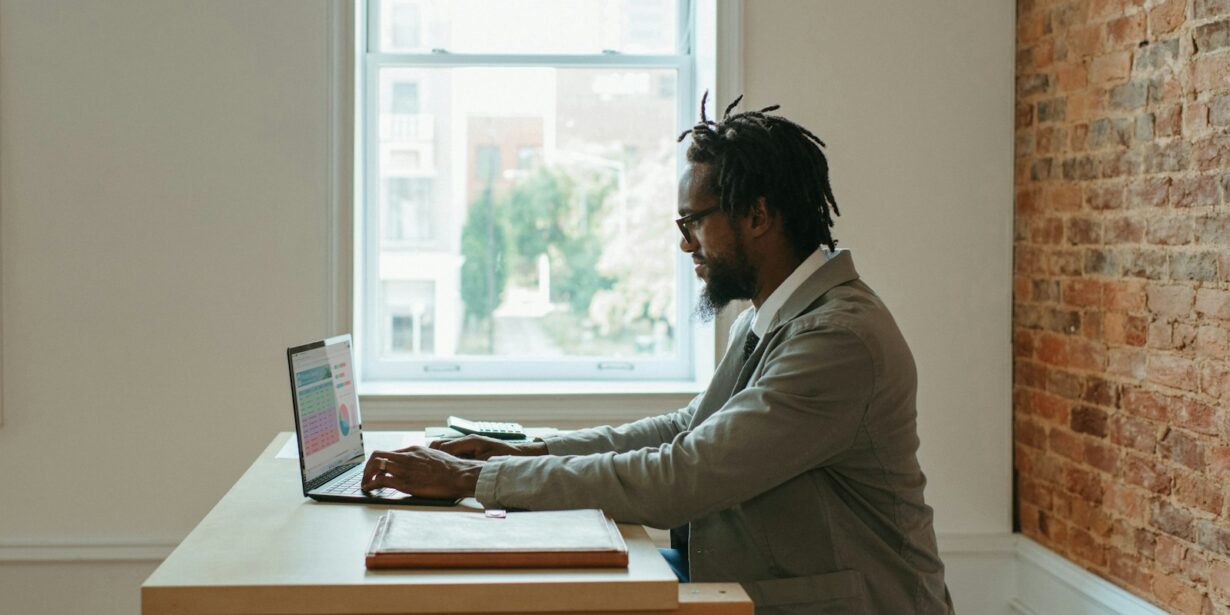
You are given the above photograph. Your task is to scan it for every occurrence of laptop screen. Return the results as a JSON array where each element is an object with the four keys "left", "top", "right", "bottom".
[{"left": 288, "top": 336, "right": 363, "bottom": 484}]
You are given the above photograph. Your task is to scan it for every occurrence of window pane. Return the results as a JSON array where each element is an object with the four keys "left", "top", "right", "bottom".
[
  {"left": 374, "top": 66, "right": 680, "bottom": 361},
  {"left": 378, "top": 0, "right": 678, "bottom": 54}
]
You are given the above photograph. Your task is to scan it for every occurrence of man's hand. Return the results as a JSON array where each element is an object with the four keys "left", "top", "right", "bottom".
[
  {"left": 429, "top": 435, "right": 548, "bottom": 460},
  {"left": 361, "top": 445, "right": 484, "bottom": 499}
]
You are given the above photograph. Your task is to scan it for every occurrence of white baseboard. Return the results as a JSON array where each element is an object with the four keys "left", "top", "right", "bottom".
[
  {"left": 0, "top": 540, "right": 174, "bottom": 562},
  {"left": 0, "top": 533, "right": 1171, "bottom": 615},
  {"left": 1014, "top": 537, "right": 1168, "bottom": 615}
]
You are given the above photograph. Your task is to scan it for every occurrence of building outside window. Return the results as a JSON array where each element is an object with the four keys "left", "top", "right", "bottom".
[{"left": 359, "top": 0, "right": 715, "bottom": 382}]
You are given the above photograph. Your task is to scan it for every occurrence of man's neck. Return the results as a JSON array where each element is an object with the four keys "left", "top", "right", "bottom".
[{"left": 751, "top": 255, "right": 805, "bottom": 309}]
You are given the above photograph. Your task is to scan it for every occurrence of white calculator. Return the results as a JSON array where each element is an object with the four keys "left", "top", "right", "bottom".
[{"left": 446, "top": 416, "right": 528, "bottom": 440}]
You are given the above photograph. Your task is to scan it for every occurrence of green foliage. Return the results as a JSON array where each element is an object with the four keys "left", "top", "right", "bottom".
[
  {"left": 459, "top": 187, "right": 506, "bottom": 325},
  {"left": 458, "top": 166, "right": 621, "bottom": 348}
]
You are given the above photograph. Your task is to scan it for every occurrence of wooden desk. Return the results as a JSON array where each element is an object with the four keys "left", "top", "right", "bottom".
[{"left": 142, "top": 432, "right": 752, "bottom": 615}]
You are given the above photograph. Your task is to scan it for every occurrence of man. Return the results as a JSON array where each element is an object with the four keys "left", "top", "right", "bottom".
[{"left": 363, "top": 96, "right": 953, "bottom": 614}]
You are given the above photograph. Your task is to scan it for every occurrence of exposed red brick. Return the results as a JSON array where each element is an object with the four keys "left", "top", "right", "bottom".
[
  {"left": 1038, "top": 333, "right": 1071, "bottom": 366},
  {"left": 1019, "top": 475, "right": 1053, "bottom": 509},
  {"left": 1126, "top": 177, "right": 1171, "bottom": 208},
  {"left": 1108, "top": 14, "right": 1146, "bottom": 48},
  {"left": 1124, "top": 452, "right": 1173, "bottom": 493},
  {"left": 1201, "top": 362, "right": 1230, "bottom": 399},
  {"left": 1148, "top": 354, "right": 1201, "bottom": 392},
  {"left": 1104, "top": 313, "right": 1145, "bottom": 346},
  {"left": 1194, "top": 133, "right": 1230, "bottom": 171},
  {"left": 1019, "top": 10, "right": 1052, "bottom": 46},
  {"left": 1193, "top": 52, "right": 1230, "bottom": 95},
  {"left": 1072, "top": 405, "right": 1111, "bottom": 437},
  {"left": 1152, "top": 498, "right": 1196, "bottom": 541},
  {"left": 1212, "top": 560, "right": 1230, "bottom": 603},
  {"left": 1016, "top": 4, "right": 1230, "bottom": 610},
  {"left": 1069, "top": 337, "right": 1108, "bottom": 370},
  {"left": 1159, "top": 428, "right": 1206, "bottom": 469},
  {"left": 1103, "top": 279, "right": 1147, "bottom": 310},
  {"left": 1032, "top": 389, "right": 1072, "bottom": 423},
  {"left": 1084, "top": 439, "right": 1120, "bottom": 472},
  {"left": 1196, "top": 288, "right": 1230, "bottom": 319},
  {"left": 1111, "top": 413, "right": 1160, "bottom": 453},
  {"left": 1171, "top": 176, "right": 1219, "bottom": 208},
  {"left": 1107, "top": 483, "right": 1149, "bottom": 522},
  {"left": 1195, "top": 324, "right": 1229, "bottom": 356},
  {"left": 1066, "top": 465, "right": 1106, "bottom": 503},
  {"left": 1048, "top": 184, "right": 1084, "bottom": 211},
  {"left": 1148, "top": 284, "right": 1196, "bottom": 317},
  {"left": 1175, "top": 474, "right": 1224, "bottom": 515},
  {"left": 1030, "top": 217, "right": 1065, "bottom": 244},
  {"left": 1086, "top": 184, "right": 1125, "bottom": 210},
  {"left": 1152, "top": 573, "right": 1204, "bottom": 615},
  {"left": 1091, "top": 51, "right": 1132, "bottom": 84},
  {"left": 1156, "top": 533, "right": 1188, "bottom": 572},
  {"left": 1109, "top": 547, "right": 1155, "bottom": 595},
  {"left": 1069, "top": 24, "right": 1107, "bottom": 58},
  {"left": 1149, "top": 0, "right": 1186, "bottom": 35},
  {"left": 1062, "top": 279, "right": 1103, "bottom": 308},
  {"left": 1018, "top": 416, "right": 1048, "bottom": 451},
  {"left": 1051, "top": 426, "right": 1087, "bottom": 461},
  {"left": 1170, "top": 397, "right": 1220, "bottom": 436},
  {"left": 1090, "top": 0, "right": 1144, "bottom": 22},
  {"left": 1066, "top": 216, "right": 1103, "bottom": 244},
  {"left": 1057, "top": 64, "right": 1089, "bottom": 92},
  {"left": 1147, "top": 216, "right": 1194, "bottom": 245},
  {"left": 1105, "top": 216, "right": 1145, "bottom": 243},
  {"left": 1107, "top": 347, "right": 1147, "bottom": 379}
]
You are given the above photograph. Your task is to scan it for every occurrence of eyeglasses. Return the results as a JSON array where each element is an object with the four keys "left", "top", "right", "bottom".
[{"left": 675, "top": 205, "right": 722, "bottom": 244}]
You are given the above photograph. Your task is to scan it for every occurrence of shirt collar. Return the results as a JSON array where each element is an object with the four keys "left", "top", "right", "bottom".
[{"left": 751, "top": 247, "right": 832, "bottom": 337}]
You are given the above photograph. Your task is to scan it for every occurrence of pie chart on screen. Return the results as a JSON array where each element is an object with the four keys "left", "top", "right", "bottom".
[{"left": 338, "top": 404, "right": 351, "bottom": 436}]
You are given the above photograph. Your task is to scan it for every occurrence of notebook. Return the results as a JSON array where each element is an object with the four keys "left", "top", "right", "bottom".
[
  {"left": 366, "top": 509, "right": 629, "bottom": 569},
  {"left": 286, "top": 334, "right": 458, "bottom": 507}
]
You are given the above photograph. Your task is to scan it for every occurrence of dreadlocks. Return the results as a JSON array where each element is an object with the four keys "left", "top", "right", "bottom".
[{"left": 677, "top": 92, "right": 840, "bottom": 256}]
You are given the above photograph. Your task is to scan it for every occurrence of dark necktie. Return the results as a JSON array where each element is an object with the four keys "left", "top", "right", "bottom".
[{"left": 743, "top": 330, "right": 760, "bottom": 362}]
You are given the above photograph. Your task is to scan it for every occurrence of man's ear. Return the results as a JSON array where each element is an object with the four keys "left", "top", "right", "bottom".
[{"left": 746, "top": 196, "right": 774, "bottom": 238}]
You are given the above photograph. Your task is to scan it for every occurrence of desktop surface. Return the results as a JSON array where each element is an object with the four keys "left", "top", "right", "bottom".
[{"left": 141, "top": 432, "right": 752, "bottom": 615}]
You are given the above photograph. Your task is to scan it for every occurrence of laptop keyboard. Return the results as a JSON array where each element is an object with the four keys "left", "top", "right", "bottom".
[{"left": 320, "top": 470, "right": 394, "bottom": 497}]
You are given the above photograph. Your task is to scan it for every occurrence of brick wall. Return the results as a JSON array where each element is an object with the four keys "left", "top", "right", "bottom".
[{"left": 1015, "top": 0, "right": 1230, "bottom": 612}]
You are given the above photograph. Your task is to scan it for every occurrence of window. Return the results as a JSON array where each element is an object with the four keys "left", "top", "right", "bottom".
[{"left": 358, "top": 0, "right": 716, "bottom": 383}]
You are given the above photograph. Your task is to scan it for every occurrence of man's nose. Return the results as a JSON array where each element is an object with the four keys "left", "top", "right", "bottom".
[{"left": 679, "top": 235, "right": 697, "bottom": 253}]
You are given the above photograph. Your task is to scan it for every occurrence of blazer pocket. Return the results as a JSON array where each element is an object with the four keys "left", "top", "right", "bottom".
[{"left": 743, "top": 569, "right": 869, "bottom": 615}]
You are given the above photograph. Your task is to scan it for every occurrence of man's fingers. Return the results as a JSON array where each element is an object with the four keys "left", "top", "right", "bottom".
[
  {"left": 436, "top": 436, "right": 485, "bottom": 457},
  {"left": 362, "top": 451, "right": 399, "bottom": 489}
]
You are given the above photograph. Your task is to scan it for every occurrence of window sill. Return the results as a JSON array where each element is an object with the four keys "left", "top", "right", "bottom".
[{"left": 359, "top": 379, "right": 705, "bottom": 425}]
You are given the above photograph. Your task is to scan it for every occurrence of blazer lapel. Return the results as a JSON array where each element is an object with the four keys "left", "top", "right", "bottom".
[{"left": 763, "top": 249, "right": 860, "bottom": 335}]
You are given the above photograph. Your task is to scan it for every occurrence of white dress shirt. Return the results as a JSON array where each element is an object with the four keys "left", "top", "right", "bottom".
[{"left": 750, "top": 247, "right": 836, "bottom": 337}]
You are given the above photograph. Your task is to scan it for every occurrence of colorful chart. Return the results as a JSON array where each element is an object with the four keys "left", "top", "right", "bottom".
[
  {"left": 297, "top": 380, "right": 341, "bottom": 456},
  {"left": 338, "top": 403, "right": 351, "bottom": 436}
]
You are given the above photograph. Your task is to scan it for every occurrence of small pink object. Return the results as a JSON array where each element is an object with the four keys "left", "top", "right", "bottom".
[{"left": 484, "top": 509, "right": 507, "bottom": 519}]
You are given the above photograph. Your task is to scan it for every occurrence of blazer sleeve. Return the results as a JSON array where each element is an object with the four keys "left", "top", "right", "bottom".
[
  {"left": 473, "top": 321, "right": 875, "bottom": 528},
  {"left": 540, "top": 396, "right": 699, "bottom": 456}
]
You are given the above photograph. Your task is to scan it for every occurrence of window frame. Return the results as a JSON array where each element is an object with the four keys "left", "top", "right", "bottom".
[{"left": 354, "top": 0, "right": 720, "bottom": 387}]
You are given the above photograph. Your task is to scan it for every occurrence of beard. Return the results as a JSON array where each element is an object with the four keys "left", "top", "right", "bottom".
[{"left": 693, "top": 240, "right": 757, "bottom": 323}]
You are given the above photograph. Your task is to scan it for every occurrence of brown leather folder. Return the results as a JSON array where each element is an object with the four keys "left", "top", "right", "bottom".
[{"left": 365, "top": 509, "right": 629, "bottom": 569}]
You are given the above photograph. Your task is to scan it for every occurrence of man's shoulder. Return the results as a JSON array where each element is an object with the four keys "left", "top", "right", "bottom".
[{"left": 778, "top": 280, "right": 909, "bottom": 359}]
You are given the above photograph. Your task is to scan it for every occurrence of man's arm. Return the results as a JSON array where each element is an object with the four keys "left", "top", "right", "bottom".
[
  {"left": 474, "top": 323, "right": 875, "bottom": 528},
  {"left": 541, "top": 399, "right": 699, "bottom": 456},
  {"left": 362, "top": 398, "right": 701, "bottom": 496}
]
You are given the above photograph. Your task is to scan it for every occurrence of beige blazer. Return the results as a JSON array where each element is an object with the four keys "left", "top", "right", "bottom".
[{"left": 475, "top": 250, "right": 953, "bottom": 614}]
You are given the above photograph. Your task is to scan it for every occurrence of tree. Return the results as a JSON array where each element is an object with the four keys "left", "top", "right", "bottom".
[{"left": 459, "top": 186, "right": 506, "bottom": 351}]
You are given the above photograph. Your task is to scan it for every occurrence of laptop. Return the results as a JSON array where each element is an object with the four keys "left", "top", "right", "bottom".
[{"left": 286, "top": 334, "right": 458, "bottom": 506}]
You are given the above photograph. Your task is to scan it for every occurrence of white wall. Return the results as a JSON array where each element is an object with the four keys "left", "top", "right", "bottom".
[
  {"left": 0, "top": 1, "right": 1015, "bottom": 614},
  {"left": 0, "top": 0, "right": 333, "bottom": 558},
  {"left": 744, "top": 1, "right": 1016, "bottom": 536}
]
